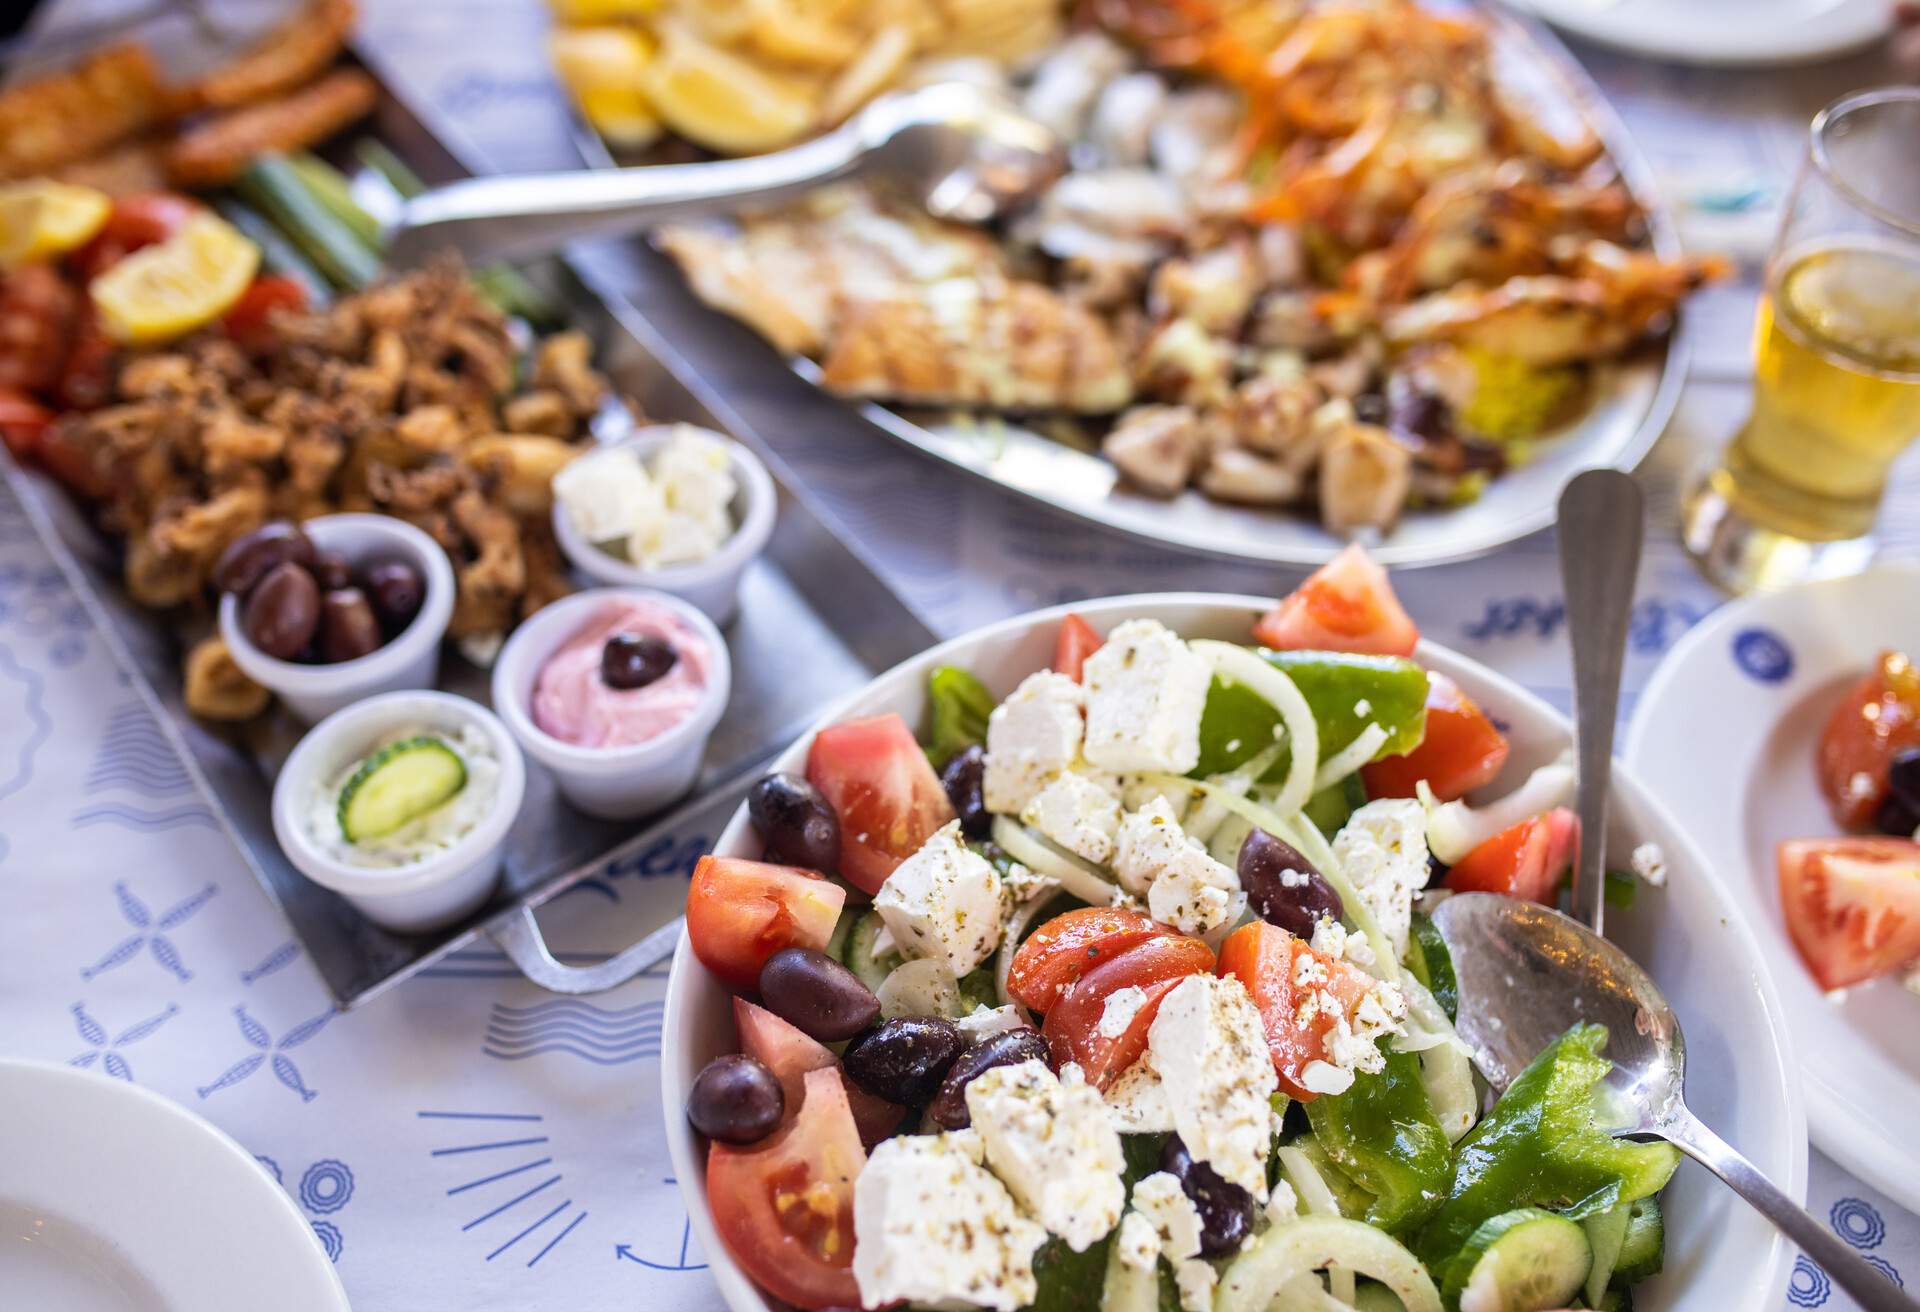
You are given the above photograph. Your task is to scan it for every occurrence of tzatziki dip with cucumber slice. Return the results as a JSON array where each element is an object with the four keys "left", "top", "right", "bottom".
[{"left": 305, "top": 723, "right": 500, "bottom": 868}]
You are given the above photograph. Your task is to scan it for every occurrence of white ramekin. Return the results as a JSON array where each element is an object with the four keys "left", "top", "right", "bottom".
[
  {"left": 549, "top": 425, "right": 776, "bottom": 626},
  {"left": 271, "top": 690, "right": 526, "bottom": 934},
  {"left": 220, "top": 514, "right": 456, "bottom": 725},
  {"left": 491, "top": 586, "right": 730, "bottom": 821}
]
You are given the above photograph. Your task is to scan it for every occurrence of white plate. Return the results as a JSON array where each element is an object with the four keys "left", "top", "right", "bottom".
[
  {"left": 664, "top": 594, "right": 1805, "bottom": 1312},
  {"left": 1508, "top": 0, "right": 1890, "bottom": 66},
  {"left": 0, "top": 1060, "right": 351, "bottom": 1312},
  {"left": 1626, "top": 565, "right": 1920, "bottom": 1214}
]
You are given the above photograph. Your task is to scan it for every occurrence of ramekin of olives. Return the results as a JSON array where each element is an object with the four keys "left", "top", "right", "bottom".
[{"left": 217, "top": 514, "right": 456, "bottom": 724}]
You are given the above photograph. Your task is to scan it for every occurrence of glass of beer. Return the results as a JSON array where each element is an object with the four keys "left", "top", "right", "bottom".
[{"left": 1683, "top": 88, "right": 1920, "bottom": 593}]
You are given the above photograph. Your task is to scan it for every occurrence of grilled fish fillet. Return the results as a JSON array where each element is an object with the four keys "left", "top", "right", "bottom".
[{"left": 0, "top": 42, "right": 169, "bottom": 180}]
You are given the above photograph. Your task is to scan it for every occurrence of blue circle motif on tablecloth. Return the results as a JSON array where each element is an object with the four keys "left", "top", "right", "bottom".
[
  {"left": 1832, "top": 1197, "right": 1887, "bottom": 1250},
  {"left": 311, "top": 1219, "right": 343, "bottom": 1262},
  {"left": 1866, "top": 1256, "right": 1905, "bottom": 1287},
  {"left": 1789, "top": 1255, "right": 1832, "bottom": 1307},
  {"left": 1732, "top": 627, "right": 1793, "bottom": 683},
  {"left": 299, "top": 1159, "right": 355, "bottom": 1215}
]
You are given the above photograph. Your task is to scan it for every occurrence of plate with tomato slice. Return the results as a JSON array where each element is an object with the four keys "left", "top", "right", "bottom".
[{"left": 1626, "top": 564, "right": 1920, "bottom": 1214}]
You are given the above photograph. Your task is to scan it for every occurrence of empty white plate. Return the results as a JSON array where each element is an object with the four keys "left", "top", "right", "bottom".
[
  {"left": 0, "top": 1060, "right": 350, "bottom": 1311},
  {"left": 1507, "top": 0, "right": 1891, "bottom": 65},
  {"left": 1625, "top": 566, "right": 1920, "bottom": 1214}
]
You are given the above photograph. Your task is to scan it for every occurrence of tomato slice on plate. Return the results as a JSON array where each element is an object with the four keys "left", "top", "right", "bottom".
[
  {"left": 0, "top": 386, "right": 53, "bottom": 462},
  {"left": 1042, "top": 933, "right": 1216, "bottom": 1089},
  {"left": 707, "top": 1066, "right": 865, "bottom": 1310},
  {"left": 68, "top": 192, "right": 198, "bottom": 283},
  {"left": 1053, "top": 613, "right": 1102, "bottom": 681},
  {"left": 806, "top": 712, "right": 956, "bottom": 894},
  {"left": 222, "top": 273, "right": 308, "bottom": 354},
  {"left": 0, "top": 263, "right": 78, "bottom": 393},
  {"left": 686, "top": 855, "right": 845, "bottom": 990},
  {"left": 732, "top": 998, "right": 903, "bottom": 1148},
  {"left": 1253, "top": 543, "right": 1420, "bottom": 658},
  {"left": 1006, "top": 905, "right": 1172, "bottom": 1015},
  {"left": 1217, "top": 921, "right": 1378, "bottom": 1102},
  {"left": 1362, "top": 670, "right": 1509, "bottom": 802},
  {"left": 1817, "top": 653, "right": 1920, "bottom": 831},
  {"left": 1443, "top": 808, "right": 1578, "bottom": 904},
  {"left": 1778, "top": 837, "right": 1920, "bottom": 991}
]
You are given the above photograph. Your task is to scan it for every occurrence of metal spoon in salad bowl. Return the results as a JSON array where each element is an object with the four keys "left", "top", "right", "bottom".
[
  {"left": 1431, "top": 892, "right": 1917, "bottom": 1312},
  {"left": 384, "top": 81, "right": 1065, "bottom": 268}
]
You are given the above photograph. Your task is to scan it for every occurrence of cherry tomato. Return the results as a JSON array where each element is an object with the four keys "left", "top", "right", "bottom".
[
  {"left": 1043, "top": 933, "right": 1216, "bottom": 1089},
  {"left": 68, "top": 192, "right": 199, "bottom": 283},
  {"left": 0, "top": 264, "right": 78, "bottom": 394},
  {"left": 1216, "top": 920, "right": 1376, "bottom": 1102},
  {"left": 1253, "top": 543, "right": 1419, "bottom": 657},
  {"left": 0, "top": 387, "right": 53, "bottom": 461},
  {"left": 806, "top": 713, "right": 956, "bottom": 894},
  {"left": 686, "top": 855, "right": 846, "bottom": 991},
  {"left": 54, "top": 305, "right": 115, "bottom": 413},
  {"left": 1443, "top": 808, "right": 1579, "bottom": 904},
  {"left": 222, "top": 274, "right": 309, "bottom": 354},
  {"left": 1362, "top": 670, "right": 1510, "bottom": 802},
  {"left": 706, "top": 1066, "right": 864, "bottom": 1310},
  {"left": 1778, "top": 836, "right": 1920, "bottom": 992},
  {"left": 1053, "top": 612, "right": 1102, "bottom": 681},
  {"left": 1006, "top": 905, "right": 1172, "bottom": 1014},
  {"left": 732, "top": 998, "right": 903, "bottom": 1149},
  {"left": 1817, "top": 652, "right": 1920, "bottom": 831}
]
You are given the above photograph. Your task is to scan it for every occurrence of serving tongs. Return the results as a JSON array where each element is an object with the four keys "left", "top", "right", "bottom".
[{"left": 383, "top": 81, "right": 1064, "bottom": 268}]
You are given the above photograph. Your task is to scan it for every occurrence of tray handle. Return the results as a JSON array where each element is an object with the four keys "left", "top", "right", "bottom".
[{"left": 488, "top": 906, "right": 684, "bottom": 994}]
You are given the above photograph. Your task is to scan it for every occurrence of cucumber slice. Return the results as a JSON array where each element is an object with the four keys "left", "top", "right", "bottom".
[
  {"left": 1581, "top": 1203, "right": 1632, "bottom": 1306},
  {"left": 1609, "top": 1198, "right": 1663, "bottom": 1287},
  {"left": 337, "top": 736, "right": 467, "bottom": 843},
  {"left": 1355, "top": 1282, "right": 1409, "bottom": 1312},
  {"left": 1442, "top": 1207, "right": 1590, "bottom": 1312},
  {"left": 1594, "top": 1288, "right": 1633, "bottom": 1311},
  {"left": 842, "top": 910, "right": 904, "bottom": 992},
  {"left": 1099, "top": 1233, "right": 1160, "bottom": 1312},
  {"left": 1409, "top": 913, "right": 1458, "bottom": 1021}
]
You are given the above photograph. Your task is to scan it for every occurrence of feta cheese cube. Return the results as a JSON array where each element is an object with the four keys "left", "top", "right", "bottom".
[
  {"left": 552, "top": 447, "right": 659, "bottom": 544},
  {"left": 1102, "top": 1059, "right": 1175, "bottom": 1135},
  {"left": 1331, "top": 798, "right": 1431, "bottom": 958},
  {"left": 957, "top": 1004, "right": 1025, "bottom": 1043},
  {"left": 1021, "top": 771, "right": 1123, "bottom": 864},
  {"left": 1630, "top": 841, "right": 1668, "bottom": 888},
  {"left": 966, "top": 1060, "right": 1126, "bottom": 1251},
  {"left": 853, "top": 1129, "right": 1048, "bottom": 1312},
  {"left": 629, "top": 508, "right": 725, "bottom": 570},
  {"left": 1145, "top": 975, "right": 1278, "bottom": 1197},
  {"left": 1082, "top": 619, "right": 1211, "bottom": 774},
  {"left": 1097, "top": 985, "right": 1150, "bottom": 1039},
  {"left": 1130, "top": 1172, "right": 1216, "bottom": 1312},
  {"left": 652, "top": 425, "right": 738, "bottom": 530},
  {"left": 1115, "top": 797, "right": 1237, "bottom": 935},
  {"left": 1115, "top": 1211, "right": 1159, "bottom": 1271},
  {"left": 984, "top": 671, "right": 1085, "bottom": 814},
  {"left": 874, "top": 821, "right": 1005, "bottom": 977}
]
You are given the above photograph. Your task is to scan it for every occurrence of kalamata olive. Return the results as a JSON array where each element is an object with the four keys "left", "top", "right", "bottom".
[
  {"left": 602, "top": 632, "right": 678, "bottom": 691},
  {"left": 363, "top": 558, "right": 424, "bottom": 633},
  {"left": 1875, "top": 792, "right": 1920, "bottom": 838},
  {"left": 686, "top": 1053, "right": 784, "bottom": 1145},
  {"left": 843, "top": 1016, "right": 965, "bottom": 1106},
  {"left": 242, "top": 561, "right": 320, "bottom": 660},
  {"left": 747, "top": 773, "right": 841, "bottom": 871},
  {"left": 311, "top": 550, "right": 352, "bottom": 591},
  {"left": 212, "top": 521, "right": 314, "bottom": 596},
  {"left": 1890, "top": 748, "right": 1920, "bottom": 814},
  {"left": 1162, "top": 1134, "right": 1256, "bottom": 1257},
  {"left": 1239, "top": 828, "right": 1342, "bottom": 937},
  {"left": 319, "top": 587, "right": 382, "bottom": 663},
  {"left": 941, "top": 745, "right": 990, "bottom": 839},
  {"left": 925, "top": 1027, "right": 1050, "bottom": 1129},
  {"left": 758, "top": 947, "right": 879, "bottom": 1042}
]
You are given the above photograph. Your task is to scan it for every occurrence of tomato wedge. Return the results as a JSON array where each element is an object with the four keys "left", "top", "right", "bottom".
[
  {"left": 686, "top": 855, "right": 845, "bottom": 990},
  {"left": 0, "top": 386, "right": 53, "bottom": 462},
  {"left": 1217, "top": 921, "right": 1377, "bottom": 1102},
  {"left": 1362, "top": 670, "right": 1509, "bottom": 802},
  {"left": 222, "top": 273, "right": 308, "bottom": 354},
  {"left": 1053, "top": 613, "right": 1102, "bottom": 681},
  {"left": 707, "top": 1066, "right": 864, "bottom": 1310},
  {"left": 806, "top": 713, "right": 956, "bottom": 894},
  {"left": 1006, "top": 906, "right": 1172, "bottom": 1015},
  {"left": 0, "top": 263, "right": 78, "bottom": 393},
  {"left": 1778, "top": 837, "right": 1920, "bottom": 991},
  {"left": 1253, "top": 543, "right": 1420, "bottom": 657},
  {"left": 1443, "top": 808, "right": 1579, "bottom": 904},
  {"left": 1043, "top": 933, "right": 1216, "bottom": 1090},
  {"left": 1817, "top": 653, "right": 1920, "bottom": 831},
  {"left": 68, "top": 192, "right": 198, "bottom": 283},
  {"left": 732, "top": 998, "right": 903, "bottom": 1148}
]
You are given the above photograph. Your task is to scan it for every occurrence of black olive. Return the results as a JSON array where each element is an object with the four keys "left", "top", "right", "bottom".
[
  {"left": 212, "top": 521, "right": 314, "bottom": 596},
  {"left": 747, "top": 773, "right": 841, "bottom": 872},
  {"left": 925, "top": 1027, "right": 1050, "bottom": 1129},
  {"left": 686, "top": 1054, "right": 784, "bottom": 1145},
  {"left": 318, "top": 587, "right": 382, "bottom": 663},
  {"left": 602, "top": 632, "right": 678, "bottom": 690},
  {"left": 364, "top": 558, "right": 425, "bottom": 633},
  {"left": 842, "top": 1016, "right": 965, "bottom": 1106},
  {"left": 241, "top": 561, "right": 320, "bottom": 660},
  {"left": 1162, "top": 1134, "right": 1257, "bottom": 1257},
  {"left": 941, "top": 745, "right": 990, "bottom": 838},
  {"left": 1239, "top": 828, "right": 1343, "bottom": 937},
  {"left": 1889, "top": 748, "right": 1920, "bottom": 816},
  {"left": 758, "top": 947, "right": 879, "bottom": 1042},
  {"left": 311, "top": 550, "right": 353, "bottom": 592}
]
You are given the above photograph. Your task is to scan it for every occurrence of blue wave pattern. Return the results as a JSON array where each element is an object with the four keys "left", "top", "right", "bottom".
[
  {"left": 0, "top": 639, "right": 52, "bottom": 863},
  {"left": 419, "top": 1110, "right": 589, "bottom": 1268},
  {"left": 85, "top": 704, "right": 195, "bottom": 797},
  {"left": 70, "top": 801, "right": 218, "bottom": 832},
  {"left": 482, "top": 999, "right": 663, "bottom": 1065}
]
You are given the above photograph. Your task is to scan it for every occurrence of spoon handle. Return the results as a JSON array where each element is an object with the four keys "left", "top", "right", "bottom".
[
  {"left": 1558, "top": 469, "right": 1644, "bottom": 935},
  {"left": 1664, "top": 1108, "right": 1919, "bottom": 1312}
]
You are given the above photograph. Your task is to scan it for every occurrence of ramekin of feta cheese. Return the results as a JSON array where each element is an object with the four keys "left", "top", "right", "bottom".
[
  {"left": 272, "top": 690, "right": 527, "bottom": 933},
  {"left": 550, "top": 424, "right": 776, "bottom": 625}
]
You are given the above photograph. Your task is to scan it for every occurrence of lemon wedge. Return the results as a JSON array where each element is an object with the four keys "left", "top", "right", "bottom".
[
  {"left": 91, "top": 212, "right": 260, "bottom": 346},
  {"left": 639, "top": 25, "right": 815, "bottom": 154},
  {"left": 0, "top": 181, "right": 111, "bottom": 269},
  {"left": 550, "top": 26, "right": 663, "bottom": 148},
  {"left": 548, "top": 0, "right": 661, "bottom": 21}
]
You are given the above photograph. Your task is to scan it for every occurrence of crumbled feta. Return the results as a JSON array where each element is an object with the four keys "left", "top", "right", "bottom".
[
  {"left": 1299, "top": 1059, "right": 1354, "bottom": 1096},
  {"left": 629, "top": 508, "right": 725, "bottom": 570},
  {"left": 1098, "top": 986, "right": 1150, "bottom": 1039},
  {"left": 874, "top": 821, "right": 1005, "bottom": 976},
  {"left": 984, "top": 671, "right": 1085, "bottom": 814},
  {"left": 1115, "top": 797, "right": 1238, "bottom": 935},
  {"left": 967, "top": 1060, "right": 1126, "bottom": 1251},
  {"left": 552, "top": 446, "right": 660, "bottom": 543},
  {"left": 1145, "top": 975, "right": 1278, "bottom": 1197},
  {"left": 651, "top": 425, "right": 738, "bottom": 535},
  {"left": 1331, "top": 798, "right": 1431, "bottom": 958},
  {"left": 1000, "top": 860, "right": 1059, "bottom": 912},
  {"left": 1352, "top": 698, "right": 1371, "bottom": 717},
  {"left": 1116, "top": 1211, "right": 1160, "bottom": 1271},
  {"left": 554, "top": 427, "right": 742, "bottom": 570},
  {"left": 853, "top": 1129, "right": 1048, "bottom": 1312},
  {"left": 1324, "top": 975, "right": 1409, "bottom": 1079},
  {"left": 1308, "top": 916, "right": 1375, "bottom": 968},
  {"left": 958, "top": 1005, "right": 1025, "bottom": 1043},
  {"left": 1264, "top": 1178, "right": 1299, "bottom": 1225},
  {"left": 1103, "top": 1060, "right": 1176, "bottom": 1134},
  {"left": 1082, "top": 620, "right": 1210, "bottom": 775},
  {"left": 1630, "top": 841, "right": 1668, "bottom": 888},
  {"left": 1022, "top": 771, "right": 1123, "bottom": 864},
  {"left": 1132, "top": 1173, "right": 1216, "bottom": 1312}
]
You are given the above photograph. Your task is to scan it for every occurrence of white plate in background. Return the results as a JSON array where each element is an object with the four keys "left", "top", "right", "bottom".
[{"left": 1507, "top": 0, "right": 1891, "bottom": 66}]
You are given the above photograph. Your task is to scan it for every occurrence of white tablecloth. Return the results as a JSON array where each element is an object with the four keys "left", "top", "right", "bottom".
[{"left": 3, "top": 3, "right": 1918, "bottom": 1308}]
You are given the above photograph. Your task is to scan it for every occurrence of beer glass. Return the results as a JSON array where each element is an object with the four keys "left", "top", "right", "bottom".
[{"left": 1683, "top": 88, "right": 1920, "bottom": 593}]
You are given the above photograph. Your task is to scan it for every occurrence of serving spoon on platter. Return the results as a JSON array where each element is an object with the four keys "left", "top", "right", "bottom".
[{"left": 383, "top": 81, "right": 1064, "bottom": 268}]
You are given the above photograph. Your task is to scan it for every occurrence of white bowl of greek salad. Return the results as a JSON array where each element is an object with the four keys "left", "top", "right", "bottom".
[{"left": 662, "top": 546, "right": 1803, "bottom": 1312}]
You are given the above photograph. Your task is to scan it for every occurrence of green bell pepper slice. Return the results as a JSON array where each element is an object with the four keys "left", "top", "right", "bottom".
[
  {"left": 923, "top": 665, "right": 997, "bottom": 769},
  {"left": 1414, "top": 1023, "right": 1681, "bottom": 1269},
  {"left": 1304, "top": 1049, "right": 1453, "bottom": 1234},
  {"left": 1194, "top": 650, "right": 1429, "bottom": 781}
]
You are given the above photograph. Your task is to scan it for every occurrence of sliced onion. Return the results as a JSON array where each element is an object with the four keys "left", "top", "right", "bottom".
[
  {"left": 1215, "top": 1217, "right": 1441, "bottom": 1312},
  {"left": 877, "top": 958, "right": 963, "bottom": 1019},
  {"left": 1192, "top": 640, "right": 1320, "bottom": 819},
  {"left": 1420, "top": 751, "right": 1575, "bottom": 864},
  {"left": 1276, "top": 1147, "right": 1356, "bottom": 1304},
  {"left": 1400, "top": 977, "right": 1478, "bottom": 1143},
  {"left": 1313, "top": 723, "right": 1388, "bottom": 795},
  {"left": 1186, "top": 741, "right": 1286, "bottom": 846},
  {"left": 991, "top": 816, "right": 1124, "bottom": 909},
  {"left": 1271, "top": 1273, "right": 1356, "bottom": 1312},
  {"left": 1277, "top": 813, "right": 1402, "bottom": 987}
]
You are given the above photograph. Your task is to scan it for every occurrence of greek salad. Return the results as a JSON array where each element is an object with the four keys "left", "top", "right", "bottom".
[{"left": 682, "top": 546, "right": 1677, "bottom": 1312}]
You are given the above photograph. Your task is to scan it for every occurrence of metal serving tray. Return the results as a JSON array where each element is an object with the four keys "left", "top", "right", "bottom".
[{"left": 0, "top": 48, "right": 936, "bottom": 1009}]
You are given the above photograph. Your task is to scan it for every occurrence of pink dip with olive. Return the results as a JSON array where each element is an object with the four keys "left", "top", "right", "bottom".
[{"left": 531, "top": 600, "right": 713, "bottom": 749}]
